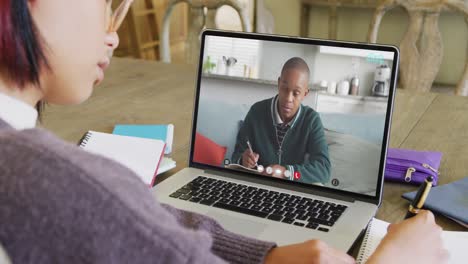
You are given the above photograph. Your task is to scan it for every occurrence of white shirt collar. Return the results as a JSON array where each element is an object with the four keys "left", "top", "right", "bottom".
[
  {"left": 0, "top": 92, "right": 38, "bottom": 130},
  {"left": 273, "top": 96, "right": 294, "bottom": 126}
]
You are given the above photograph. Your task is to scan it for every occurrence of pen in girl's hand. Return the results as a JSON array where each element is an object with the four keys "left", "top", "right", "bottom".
[{"left": 404, "top": 175, "right": 433, "bottom": 219}]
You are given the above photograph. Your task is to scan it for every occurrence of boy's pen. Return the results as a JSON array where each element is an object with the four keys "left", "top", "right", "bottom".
[
  {"left": 246, "top": 140, "right": 258, "bottom": 167},
  {"left": 404, "top": 175, "right": 434, "bottom": 219}
]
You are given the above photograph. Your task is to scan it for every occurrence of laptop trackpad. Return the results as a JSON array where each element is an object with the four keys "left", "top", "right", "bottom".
[{"left": 207, "top": 210, "right": 267, "bottom": 238}]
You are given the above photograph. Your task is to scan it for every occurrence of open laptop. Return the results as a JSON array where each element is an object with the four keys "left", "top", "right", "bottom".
[{"left": 154, "top": 30, "right": 399, "bottom": 251}]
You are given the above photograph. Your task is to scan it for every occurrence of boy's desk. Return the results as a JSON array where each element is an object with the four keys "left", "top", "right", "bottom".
[{"left": 43, "top": 57, "right": 466, "bottom": 231}]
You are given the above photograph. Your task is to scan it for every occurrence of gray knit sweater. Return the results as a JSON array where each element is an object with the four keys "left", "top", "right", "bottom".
[{"left": 0, "top": 118, "right": 275, "bottom": 263}]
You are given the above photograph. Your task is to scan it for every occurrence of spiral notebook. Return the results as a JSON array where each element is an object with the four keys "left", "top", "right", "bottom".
[
  {"left": 79, "top": 131, "right": 166, "bottom": 186},
  {"left": 357, "top": 218, "right": 468, "bottom": 264}
]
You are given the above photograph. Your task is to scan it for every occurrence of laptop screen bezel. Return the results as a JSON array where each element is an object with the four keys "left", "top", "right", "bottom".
[{"left": 188, "top": 29, "right": 399, "bottom": 205}]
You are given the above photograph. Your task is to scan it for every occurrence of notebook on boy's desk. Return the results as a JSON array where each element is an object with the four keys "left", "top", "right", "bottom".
[
  {"left": 356, "top": 218, "right": 468, "bottom": 264},
  {"left": 78, "top": 131, "right": 166, "bottom": 186}
]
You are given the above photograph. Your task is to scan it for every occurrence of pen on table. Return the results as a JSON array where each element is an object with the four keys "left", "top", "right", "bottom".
[
  {"left": 246, "top": 140, "right": 258, "bottom": 167},
  {"left": 404, "top": 175, "right": 434, "bottom": 219}
]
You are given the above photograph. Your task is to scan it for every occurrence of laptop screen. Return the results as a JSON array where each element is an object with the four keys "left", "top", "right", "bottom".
[{"left": 191, "top": 31, "right": 398, "bottom": 198}]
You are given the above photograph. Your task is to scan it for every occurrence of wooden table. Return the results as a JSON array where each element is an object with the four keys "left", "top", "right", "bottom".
[
  {"left": 43, "top": 58, "right": 466, "bottom": 232},
  {"left": 42, "top": 58, "right": 198, "bottom": 176}
]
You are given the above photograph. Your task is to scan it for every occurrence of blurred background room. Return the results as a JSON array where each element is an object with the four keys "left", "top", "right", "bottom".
[{"left": 112, "top": 0, "right": 468, "bottom": 95}]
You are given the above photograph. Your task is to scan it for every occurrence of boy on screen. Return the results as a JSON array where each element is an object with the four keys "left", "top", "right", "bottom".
[{"left": 232, "top": 57, "right": 331, "bottom": 184}]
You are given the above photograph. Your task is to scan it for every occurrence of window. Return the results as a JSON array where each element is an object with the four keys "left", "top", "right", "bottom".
[{"left": 204, "top": 36, "right": 261, "bottom": 78}]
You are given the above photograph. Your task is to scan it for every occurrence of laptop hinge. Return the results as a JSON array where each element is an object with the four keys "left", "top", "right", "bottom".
[{"left": 204, "top": 169, "right": 356, "bottom": 203}]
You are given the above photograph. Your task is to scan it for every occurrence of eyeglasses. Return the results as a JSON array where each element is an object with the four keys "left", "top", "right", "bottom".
[{"left": 106, "top": 0, "right": 134, "bottom": 32}]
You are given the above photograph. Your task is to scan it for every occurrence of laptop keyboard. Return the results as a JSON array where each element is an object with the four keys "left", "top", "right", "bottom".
[{"left": 169, "top": 176, "right": 347, "bottom": 232}]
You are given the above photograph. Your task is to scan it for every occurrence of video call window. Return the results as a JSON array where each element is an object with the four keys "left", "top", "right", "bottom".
[{"left": 193, "top": 35, "right": 394, "bottom": 196}]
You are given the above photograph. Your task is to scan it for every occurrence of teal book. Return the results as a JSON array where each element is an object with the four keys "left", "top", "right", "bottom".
[
  {"left": 113, "top": 124, "right": 174, "bottom": 154},
  {"left": 402, "top": 177, "right": 468, "bottom": 226}
]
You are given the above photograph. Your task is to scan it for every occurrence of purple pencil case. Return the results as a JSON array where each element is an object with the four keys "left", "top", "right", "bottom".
[{"left": 385, "top": 148, "right": 442, "bottom": 186}]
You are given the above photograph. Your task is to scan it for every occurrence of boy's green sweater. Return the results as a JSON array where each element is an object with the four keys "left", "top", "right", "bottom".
[{"left": 232, "top": 96, "right": 331, "bottom": 184}]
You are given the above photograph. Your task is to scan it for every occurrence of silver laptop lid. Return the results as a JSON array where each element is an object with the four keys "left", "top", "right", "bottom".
[{"left": 189, "top": 30, "right": 399, "bottom": 204}]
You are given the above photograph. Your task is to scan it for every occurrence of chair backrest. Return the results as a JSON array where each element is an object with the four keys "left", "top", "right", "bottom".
[
  {"left": 0, "top": 244, "right": 12, "bottom": 264},
  {"left": 113, "top": 0, "right": 161, "bottom": 60},
  {"left": 368, "top": 0, "right": 468, "bottom": 95},
  {"left": 160, "top": 0, "right": 252, "bottom": 64},
  {"left": 255, "top": 0, "right": 275, "bottom": 34}
]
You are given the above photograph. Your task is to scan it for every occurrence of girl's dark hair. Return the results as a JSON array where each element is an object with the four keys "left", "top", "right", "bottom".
[{"left": 0, "top": 0, "right": 49, "bottom": 116}]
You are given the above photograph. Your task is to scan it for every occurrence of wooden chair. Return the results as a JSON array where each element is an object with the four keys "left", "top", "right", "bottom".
[
  {"left": 255, "top": 0, "right": 275, "bottom": 34},
  {"left": 115, "top": 0, "right": 161, "bottom": 59},
  {"left": 368, "top": 0, "right": 468, "bottom": 95},
  {"left": 160, "top": 0, "right": 252, "bottom": 64}
]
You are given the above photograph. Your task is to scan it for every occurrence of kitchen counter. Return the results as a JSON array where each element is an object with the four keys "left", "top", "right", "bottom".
[
  {"left": 318, "top": 92, "right": 389, "bottom": 102},
  {"left": 202, "top": 73, "right": 328, "bottom": 92}
]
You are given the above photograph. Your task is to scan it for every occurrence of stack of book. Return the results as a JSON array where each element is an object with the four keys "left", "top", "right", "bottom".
[{"left": 113, "top": 124, "right": 177, "bottom": 175}]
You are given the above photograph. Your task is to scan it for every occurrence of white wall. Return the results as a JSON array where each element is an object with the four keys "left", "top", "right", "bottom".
[
  {"left": 313, "top": 53, "right": 390, "bottom": 96},
  {"left": 258, "top": 41, "right": 318, "bottom": 81},
  {"left": 257, "top": 40, "right": 393, "bottom": 96}
]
